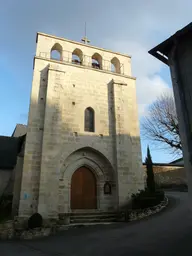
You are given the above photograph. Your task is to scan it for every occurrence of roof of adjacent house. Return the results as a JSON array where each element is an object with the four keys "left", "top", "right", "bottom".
[
  {"left": 148, "top": 22, "right": 192, "bottom": 65},
  {"left": 0, "top": 135, "right": 26, "bottom": 170},
  {"left": 169, "top": 157, "right": 184, "bottom": 165},
  {"left": 142, "top": 156, "right": 184, "bottom": 167},
  {"left": 12, "top": 124, "right": 27, "bottom": 137},
  {"left": 143, "top": 162, "right": 184, "bottom": 167}
]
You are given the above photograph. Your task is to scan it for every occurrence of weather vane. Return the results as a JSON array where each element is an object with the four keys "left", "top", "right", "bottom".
[{"left": 81, "top": 22, "right": 90, "bottom": 44}]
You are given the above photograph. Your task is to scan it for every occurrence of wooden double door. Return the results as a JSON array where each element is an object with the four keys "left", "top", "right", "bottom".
[{"left": 71, "top": 167, "right": 97, "bottom": 209}]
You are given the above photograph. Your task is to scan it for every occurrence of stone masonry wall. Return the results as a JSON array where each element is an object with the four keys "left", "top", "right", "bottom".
[
  {"left": 18, "top": 59, "right": 48, "bottom": 217},
  {"left": 143, "top": 164, "right": 186, "bottom": 186},
  {"left": 19, "top": 33, "right": 144, "bottom": 218},
  {"left": 12, "top": 156, "right": 24, "bottom": 216},
  {"left": 0, "top": 169, "right": 12, "bottom": 197}
]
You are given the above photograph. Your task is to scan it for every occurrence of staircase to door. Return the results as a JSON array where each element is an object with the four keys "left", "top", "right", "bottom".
[
  {"left": 69, "top": 211, "right": 119, "bottom": 223},
  {"left": 58, "top": 211, "right": 119, "bottom": 224}
]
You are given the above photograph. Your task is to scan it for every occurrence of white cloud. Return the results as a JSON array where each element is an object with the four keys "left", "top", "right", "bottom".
[
  {"left": 99, "top": 1, "right": 192, "bottom": 122},
  {"left": 137, "top": 75, "right": 172, "bottom": 116},
  {"left": 105, "top": 39, "right": 172, "bottom": 117},
  {"left": 122, "top": 41, "right": 172, "bottom": 116}
]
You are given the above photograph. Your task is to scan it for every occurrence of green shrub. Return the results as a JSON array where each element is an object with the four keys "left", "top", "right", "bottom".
[
  {"left": 131, "top": 189, "right": 165, "bottom": 209},
  {"left": 145, "top": 146, "right": 155, "bottom": 193},
  {"left": 28, "top": 213, "right": 43, "bottom": 229},
  {"left": 0, "top": 195, "right": 13, "bottom": 222}
]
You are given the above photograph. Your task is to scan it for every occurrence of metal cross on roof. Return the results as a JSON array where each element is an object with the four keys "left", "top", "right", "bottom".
[{"left": 81, "top": 22, "right": 90, "bottom": 44}]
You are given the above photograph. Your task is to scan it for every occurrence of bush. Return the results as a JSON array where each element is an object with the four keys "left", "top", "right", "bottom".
[
  {"left": 0, "top": 195, "right": 13, "bottom": 223},
  {"left": 131, "top": 189, "right": 165, "bottom": 210},
  {"left": 28, "top": 213, "right": 43, "bottom": 229}
]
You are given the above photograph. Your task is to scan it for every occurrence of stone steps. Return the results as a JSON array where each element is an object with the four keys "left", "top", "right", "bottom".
[
  {"left": 69, "top": 211, "right": 117, "bottom": 216},
  {"left": 70, "top": 218, "right": 117, "bottom": 224},
  {"left": 69, "top": 212, "right": 119, "bottom": 224}
]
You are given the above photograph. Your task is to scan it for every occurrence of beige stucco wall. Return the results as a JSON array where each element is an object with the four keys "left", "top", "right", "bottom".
[{"left": 18, "top": 33, "right": 144, "bottom": 218}]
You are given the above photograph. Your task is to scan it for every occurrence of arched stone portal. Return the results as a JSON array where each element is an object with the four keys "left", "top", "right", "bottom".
[
  {"left": 59, "top": 147, "right": 117, "bottom": 213},
  {"left": 71, "top": 166, "right": 97, "bottom": 209}
]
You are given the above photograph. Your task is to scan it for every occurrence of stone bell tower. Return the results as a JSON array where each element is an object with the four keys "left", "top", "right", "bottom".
[{"left": 17, "top": 32, "right": 144, "bottom": 220}]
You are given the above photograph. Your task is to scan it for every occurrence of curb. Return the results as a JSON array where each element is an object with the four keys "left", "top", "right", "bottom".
[
  {"left": 56, "top": 222, "right": 113, "bottom": 231},
  {"left": 121, "top": 196, "right": 169, "bottom": 222}
]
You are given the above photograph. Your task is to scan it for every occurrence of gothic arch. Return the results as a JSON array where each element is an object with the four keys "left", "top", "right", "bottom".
[
  {"left": 58, "top": 147, "right": 117, "bottom": 212},
  {"left": 61, "top": 157, "right": 104, "bottom": 182},
  {"left": 60, "top": 146, "right": 115, "bottom": 181},
  {"left": 50, "top": 43, "right": 63, "bottom": 61}
]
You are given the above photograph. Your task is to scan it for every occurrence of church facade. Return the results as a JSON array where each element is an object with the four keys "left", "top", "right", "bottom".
[{"left": 17, "top": 33, "right": 144, "bottom": 219}]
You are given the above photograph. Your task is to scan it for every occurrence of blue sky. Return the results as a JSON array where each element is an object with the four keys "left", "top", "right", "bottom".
[{"left": 0, "top": 0, "right": 191, "bottom": 163}]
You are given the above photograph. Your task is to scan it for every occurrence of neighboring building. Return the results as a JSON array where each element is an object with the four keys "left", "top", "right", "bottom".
[
  {"left": 15, "top": 32, "right": 144, "bottom": 220},
  {"left": 169, "top": 157, "right": 184, "bottom": 166},
  {"left": 12, "top": 124, "right": 27, "bottom": 138},
  {"left": 149, "top": 22, "right": 192, "bottom": 207},
  {"left": 0, "top": 134, "right": 24, "bottom": 199},
  {"left": 143, "top": 161, "right": 186, "bottom": 188}
]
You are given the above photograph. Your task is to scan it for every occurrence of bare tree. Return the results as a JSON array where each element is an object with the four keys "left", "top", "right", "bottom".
[{"left": 141, "top": 93, "right": 182, "bottom": 156}]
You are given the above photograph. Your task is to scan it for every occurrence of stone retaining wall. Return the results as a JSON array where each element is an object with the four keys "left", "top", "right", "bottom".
[
  {"left": 120, "top": 197, "right": 168, "bottom": 222},
  {"left": 0, "top": 220, "right": 54, "bottom": 240},
  {"left": 0, "top": 221, "right": 14, "bottom": 240},
  {"left": 143, "top": 164, "right": 186, "bottom": 186}
]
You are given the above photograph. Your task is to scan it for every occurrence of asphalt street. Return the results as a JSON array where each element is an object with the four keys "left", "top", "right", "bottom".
[{"left": 1, "top": 192, "right": 191, "bottom": 256}]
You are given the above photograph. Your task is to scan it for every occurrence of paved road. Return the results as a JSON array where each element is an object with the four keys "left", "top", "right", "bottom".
[{"left": 1, "top": 192, "right": 192, "bottom": 256}]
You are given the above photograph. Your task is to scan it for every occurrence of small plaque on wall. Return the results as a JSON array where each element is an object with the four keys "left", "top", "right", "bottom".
[{"left": 104, "top": 182, "right": 112, "bottom": 195}]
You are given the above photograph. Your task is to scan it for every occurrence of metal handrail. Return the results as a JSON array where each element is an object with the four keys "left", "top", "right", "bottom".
[{"left": 38, "top": 51, "right": 124, "bottom": 75}]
